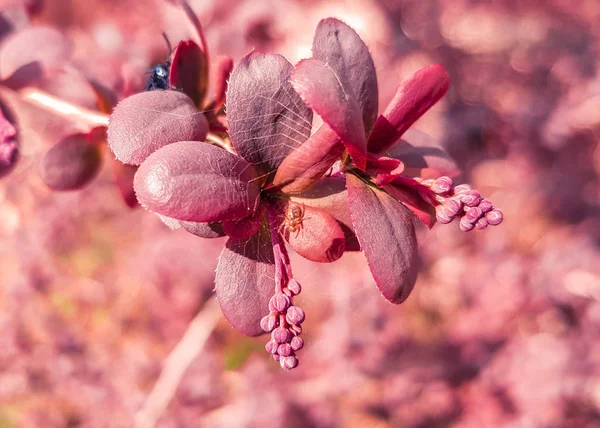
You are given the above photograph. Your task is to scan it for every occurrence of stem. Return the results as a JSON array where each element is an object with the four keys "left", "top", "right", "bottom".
[
  {"left": 266, "top": 203, "right": 290, "bottom": 293},
  {"left": 134, "top": 298, "right": 221, "bottom": 428}
]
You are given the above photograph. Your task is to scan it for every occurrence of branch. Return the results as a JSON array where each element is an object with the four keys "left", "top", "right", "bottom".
[{"left": 134, "top": 297, "right": 222, "bottom": 428}]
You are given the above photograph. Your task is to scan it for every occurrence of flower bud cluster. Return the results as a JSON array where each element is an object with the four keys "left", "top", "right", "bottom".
[
  {"left": 420, "top": 177, "right": 503, "bottom": 232},
  {"left": 260, "top": 279, "right": 305, "bottom": 370}
]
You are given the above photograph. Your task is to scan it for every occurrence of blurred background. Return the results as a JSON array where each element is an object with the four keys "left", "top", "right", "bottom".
[{"left": 0, "top": 0, "right": 599, "bottom": 426}]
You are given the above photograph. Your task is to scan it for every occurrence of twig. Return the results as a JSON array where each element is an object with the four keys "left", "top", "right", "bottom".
[{"left": 134, "top": 297, "right": 222, "bottom": 428}]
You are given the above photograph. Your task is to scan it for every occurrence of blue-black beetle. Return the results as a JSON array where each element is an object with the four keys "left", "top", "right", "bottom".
[{"left": 145, "top": 34, "right": 173, "bottom": 91}]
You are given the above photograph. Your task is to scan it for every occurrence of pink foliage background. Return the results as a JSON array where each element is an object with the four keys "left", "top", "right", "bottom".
[{"left": 1, "top": 0, "right": 599, "bottom": 426}]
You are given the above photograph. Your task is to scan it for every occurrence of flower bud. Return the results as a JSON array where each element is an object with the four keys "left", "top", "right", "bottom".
[
  {"left": 260, "top": 314, "right": 278, "bottom": 333},
  {"left": 265, "top": 340, "right": 279, "bottom": 354},
  {"left": 290, "top": 324, "right": 302, "bottom": 335},
  {"left": 431, "top": 176, "right": 453, "bottom": 194},
  {"left": 269, "top": 293, "right": 290, "bottom": 312},
  {"left": 478, "top": 198, "right": 493, "bottom": 213},
  {"left": 286, "top": 279, "right": 302, "bottom": 296},
  {"left": 485, "top": 209, "right": 504, "bottom": 226},
  {"left": 435, "top": 205, "right": 453, "bottom": 224},
  {"left": 443, "top": 198, "right": 463, "bottom": 217},
  {"left": 476, "top": 217, "right": 489, "bottom": 230},
  {"left": 290, "top": 336, "right": 304, "bottom": 351},
  {"left": 460, "top": 190, "right": 481, "bottom": 207},
  {"left": 286, "top": 306, "right": 305, "bottom": 325},
  {"left": 277, "top": 343, "right": 293, "bottom": 357},
  {"left": 453, "top": 184, "right": 471, "bottom": 194},
  {"left": 280, "top": 355, "right": 299, "bottom": 370},
  {"left": 272, "top": 327, "right": 291, "bottom": 344},
  {"left": 465, "top": 207, "right": 483, "bottom": 224},
  {"left": 459, "top": 217, "right": 475, "bottom": 232}
]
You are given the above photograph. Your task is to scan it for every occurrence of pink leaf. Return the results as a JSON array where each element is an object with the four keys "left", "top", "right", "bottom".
[
  {"left": 313, "top": 18, "right": 378, "bottom": 134},
  {"left": 291, "top": 58, "right": 367, "bottom": 170},
  {"left": 169, "top": 40, "right": 208, "bottom": 107},
  {"left": 0, "top": 27, "right": 73, "bottom": 82},
  {"left": 215, "top": 228, "right": 275, "bottom": 336},
  {"left": 382, "top": 182, "right": 436, "bottom": 228},
  {"left": 108, "top": 90, "right": 208, "bottom": 165},
  {"left": 382, "top": 129, "right": 460, "bottom": 179},
  {"left": 347, "top": 174, "right": 419, "bottom": 304},
  {"left": 39, "top": 132, "right": 103, "bottom": 191},
  {"left": 284, "top": 204, "right": 345, "bottom": 263},
  {"left": 134, "top": 141, "right": 260, "bottom": 222},
  {"left": 368, "top": 64, "right": 450, "bottom": 154},
  {"left": 213, "top": 56, "right": 233, "bottom": 110},
  {"left": 226, "top": 52, "right": 312, "bottom": 174},
  {"left": 273, "top": 124, "right": 344, "bottom": 194},
  {"left": 180, "top": 220, "right": 225, "bottom": 238},
  {"left": 366, "top": 153, "right": 405, "bottom": 186}
]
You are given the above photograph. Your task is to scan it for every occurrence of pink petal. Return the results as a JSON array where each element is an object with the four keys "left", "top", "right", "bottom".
[
  {"left": 382, "top": 129, "right": 460, "bottom": 179},
  {"left": 284, "top": 204, "right": 345, "bottom": 263},
  {"left": 273, "top": 124, "right": 344, "bottom": 194},
  {"left": 134, "top": 141, "right": 260, "bottom": 222},
  {"left": 0, "top": 27, "right": 73, "bottom": 82},
  {"left": 291, "top": 58, "right": 367, "bottom": 170},
  {"left": 368, "top": 64, "right": 450, "bottom": 154},
  {"left": 313, "top": 18, "right": 378, "bottom": 134},
  {"left": 108, "top": 90, "right": 208, "bottom": 165},
  {"left": 180, "top": 220, "right": 225, "bottom": 238},
  {"left": 226, "top": 52, "right": 312, "bottom": 174},
  {"left": 39, "top": 131, "right": 103, "bottom": 191},
  {"left": 347, "top": 174, "right": 419, "bottom": 304},
  {"left": 169, "top": 40, "right": 208, "bottom": 107},
  {"left": 215, "top": 231, "right": 275, "bottom": 336},
  {"left": 382, "top": 182, "right": 436, "bottom": 228}
]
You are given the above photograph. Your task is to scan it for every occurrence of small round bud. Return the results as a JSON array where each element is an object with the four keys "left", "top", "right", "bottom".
[
  {"left": 277, "top": 343, "right": 293, "bottom": 357},
  {"left": 431, "top": 176, "right": 453, "bottom": 194},
  {"left": 485, "top": 209, "right": 503, "bottom": 226},
  {"left": 260, "top": 314, "right": 278, "bottom": 332},
  {"left": 460, "top": 190, "right": 481, "bottom": 207},
  {"left": 290, "top": 336, "right": 304, "bottom": 351},
  {"left": 290, "top": 324, "right": 302, "bottom": 335},
  {"left": 287, "top": 279, "right": 302, "bottom": 296},
  {"left": 465, "top": 207, "right": 483, "bottom": 224},
  {"left": 286, "top": 306, "right": 305, "bottom": 325},
  {"left": 476, "top": 217, "right": 489, "bottom": 230},
  {"left": 269, "top": 293, "right": 290, "bottom": 312},
  {"left": 453, "top": 184, "right": 471, "bottom": 194},
  {"left": 421, "top": 178, "right": 435, "bottom": 188},
  {"left": 436, "top": 206, "right": 453, "bottom": 224},
  {"left": 273, "top": 354, "right": 281, "bottom": 362},
  {"left": 280, "top": 355, "right": 299, "bottom": 370},
  {"left": 265, "top": 340, "right": 279, "bottom": 354},
  {"left": 272, "top": 327, "right": 291, "bottom": 344},
  {"left": 443, "top": 198, "right": 463, "bottom": 217},
  {"left": 478, "top": 198, "right": 493, "bottom": 213},
  {"left": 459, "top": 217, "right": 475, "bottom": 232}
]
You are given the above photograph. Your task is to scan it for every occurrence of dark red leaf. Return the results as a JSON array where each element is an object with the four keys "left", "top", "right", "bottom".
[
  {"left": 215, "top": 225, "right": 275, "bottom": 336},
  {"left": 382, "top": 181, "right": 436, "bottom": 228},
  {"left": 291, "top": 58, "right": 367, "bottom": 170},
  {"left": 134, "top": 141, "right": 260, "bottom": 222},
  {"left": 347, "top": 174, "right": 419, "bottom": 304},
  {"left": 273, "top": 124, "right": 344, "bottom": 194},
  {"left": 213, "top": 56, "right": 234, "bottom": 110},
  {"left": 112, "top": 160, "right": 138, "bottom": 208},
  {"left": 222, "top": 205, "right": 264, "bottom": 240},
  {"left": 40, "top": 132, "right": 103, "bottom": 191},
  {"left": 284, "top": 203, "right": 345, "bottom": 263},
  {"left": 108, "top": 90, "right": 208, "bottom": 165},
  {"left": 368, "top": 64, "right": 450, "bottom": 154},
  {"left": 366, "top": 153, "right": 405, "bottom": 186},
  {"left": 0, "top": 105, "right": 18, "bottom": 178},
  {"left": 169, "top": 40, "right": 207, "bottom": 107},
  {"left": 226, "top": 52, "right": 313, "bottom": 174},
  {"left": 313, "top": 18, "right": 378, "bottom": 134}
]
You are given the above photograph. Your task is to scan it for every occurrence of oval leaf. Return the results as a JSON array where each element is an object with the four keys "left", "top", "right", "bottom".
[
  {"left": 284, "top": 203, "right": 345, "bottom": 263},
  {"left": 108, "top": 90, "right": 208, "bottom": 165},
  {"left": 273, "top": 124, "right": 344, "bottom": 194},
  {"left": 169, "top": 40, "right": 207, "bottom": 107},
  {"left": 40, "top": 133, "right": 103, "bottom": 191},
  {"left": 134, "top": 141, "right": 260, "bottom": 222},
  {"left": 180, "top": 220, "right": 225, "bottom": 238},
  {"left": 215, "top": 227, "right": 275, "bottom": 336},
  {"left": 313, "top": 18, "right": 379, "bottom": 135},
  {"left": 347, "top": 174, "right": 419, "bottom": 304},
  {"left": 368, "top": 64, "right": 450, "bottom": 154},
  {"left": 226, "top": 52, "right": 313, "bottom": 174},
  {"left": 291, "top": 58, "right": 367, "bottom": 170}
]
